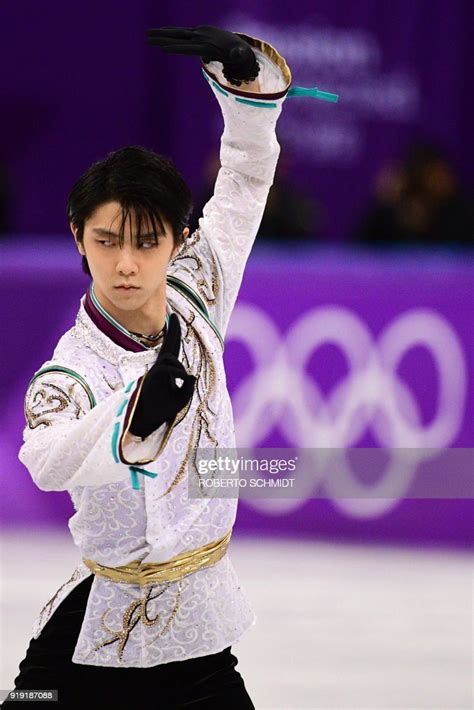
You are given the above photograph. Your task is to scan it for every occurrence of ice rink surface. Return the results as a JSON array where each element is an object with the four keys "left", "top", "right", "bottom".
[{"left": 0, "top": 530, "right": 472, "bottom": 709}]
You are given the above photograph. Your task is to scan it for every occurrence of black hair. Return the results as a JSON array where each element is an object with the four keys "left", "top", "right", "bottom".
[{"left": 67, "top": 146, "right": 193, "bottom": 277}]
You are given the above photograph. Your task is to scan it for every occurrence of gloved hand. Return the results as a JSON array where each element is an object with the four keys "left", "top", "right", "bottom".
[
  {"left": 129, "top": 313, "right": 196, "bottom": 439},
  {"left": 147, "top": 24, "right": 260, "bottom": 87}
]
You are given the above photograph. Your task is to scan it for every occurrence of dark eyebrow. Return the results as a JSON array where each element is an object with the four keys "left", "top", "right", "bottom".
[
  {"left": 92, "top": 228, "right": 164, "bottom": 238},
  {"left": 92, "top": 228, "right": 119, "bottom": 237}
]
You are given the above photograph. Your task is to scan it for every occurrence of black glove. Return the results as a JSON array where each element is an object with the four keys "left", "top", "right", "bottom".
[
  {"left": 147, "top": 24, "right": 260, "bottom": 87},
  {"left": 129, "top": 314, "right": 196, "bottom": 439}
]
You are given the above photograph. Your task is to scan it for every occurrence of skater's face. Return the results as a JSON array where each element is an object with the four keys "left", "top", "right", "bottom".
[{"left": 71, "top": 201, "right": 188, "bottom": 313}]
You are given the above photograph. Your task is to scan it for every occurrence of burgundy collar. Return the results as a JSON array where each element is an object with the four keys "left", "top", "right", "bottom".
[{"left": 84, "top": 284, "right": 146, "bottom": 353}]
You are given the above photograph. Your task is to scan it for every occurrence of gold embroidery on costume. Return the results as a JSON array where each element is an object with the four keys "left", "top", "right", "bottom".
[
  {"left": 171, "top": 227, "right": 219, "bottom": 306},
  {"left": 94, "top": 583, "right": 181, "bottom": 662},
  {"left": 145, "top": 583, "right": 182, "bottom": 646},
  {"left": 158, "top": 313, "right": 219, "bottom": 498},
  {"left": 38, "top": 567, "right": 84, "bottom": 626},
  {"left": 25, "top": 380, "right": 88, "bottom": 429}
]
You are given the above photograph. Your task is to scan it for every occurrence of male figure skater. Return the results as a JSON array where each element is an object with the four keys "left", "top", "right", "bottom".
[{"left": 5, "top": 25, "right": 292, "bottom": 709}]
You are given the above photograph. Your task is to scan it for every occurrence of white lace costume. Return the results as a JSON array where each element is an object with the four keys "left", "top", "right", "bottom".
[{"left": 19, "top": 34, "right": 291, "bottom": 668}]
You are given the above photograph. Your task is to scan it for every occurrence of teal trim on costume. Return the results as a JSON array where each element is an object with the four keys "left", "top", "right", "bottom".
[
  {"left": 201, "top": 61, "right": 339, "bottom": 105},
  {"left": 124, "top": 380, "right": 136, "bottom": 394},
  {"left": 112, "top": 382, "right": 159, "bottom": 490},
  {"left": 29, "top": 366, "right": 96, "bottom": 409},
  {"left": 128, "top": 467, "right": 158, "bottom": 490},
  {"left": 201, "top": 67, "right": 278, "bottom": 108},
  {"left": 235, "top": 97, "right": 277, "bottom": 108},
  {"left": 212, "top": 81, "right": 228, "bottom": 96},
  {"left": 90, "top": 283, "right": 132, "bottom": 338},
  {"left": 116, "top": 398, "right": 129, "bottom": 418},
  {"left": 166, "top": 275, "right": 224, "bottom": 350},
  {"left": 167, "top": 275, "right": 210, "bottom": 319},
  {"left": 130, "top": 466, "right": 158, "bottom": 480},
  {"left": 90, "top": 284, "right": 170, "bottom": 350},
  {"left": 111, "top": 422, "right": 120, "bottom": 463},
  {"left": 288, "top": 86, "right": 339, "bottom": 103}
]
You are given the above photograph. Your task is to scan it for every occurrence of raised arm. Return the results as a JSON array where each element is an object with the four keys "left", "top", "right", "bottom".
[{"left": 148, "top": 26, "right": 291, "bottom": 339}]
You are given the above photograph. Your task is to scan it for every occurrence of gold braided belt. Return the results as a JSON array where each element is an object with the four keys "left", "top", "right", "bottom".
[{"left": 82, "top": 530, "right": 232, "bottom": 587}]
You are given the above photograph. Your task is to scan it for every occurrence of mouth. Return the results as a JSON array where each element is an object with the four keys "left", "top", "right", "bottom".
[{"left": 115, "top": 286, "right": 140, "bottom": 291}]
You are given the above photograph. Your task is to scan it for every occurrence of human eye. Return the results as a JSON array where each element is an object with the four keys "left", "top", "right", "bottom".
[
  {"left": 138, "top": 241, "right": 157, "bottom": 250},
  {"left": 96, "top": 239, "right": 115, "bottom": 247}
]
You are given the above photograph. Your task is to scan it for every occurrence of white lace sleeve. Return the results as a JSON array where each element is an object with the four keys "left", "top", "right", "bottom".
[
  {"left": 168, "top": 35, "right": 291, "bottom": 340},
  {"left": 19, "top": 367, "right": 163, "bottom": 491}
]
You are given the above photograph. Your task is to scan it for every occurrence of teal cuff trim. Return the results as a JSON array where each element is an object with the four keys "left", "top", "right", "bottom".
[
  {"left": 130, "top": 468, "right": 139, "bottom": 490},
  {"left": 130, "top": 466, "right": 158, "bottom": 479},
  {"left": 212, "top": 81, "right": 228, "bottom": 96},
  {"left": 202, "top": 67, "right": 278, "bottom": 109},
  {"left": 29, "top": 366, "right": 96, "bottom": 409},
  {"left": 116, "top": 398, "right": 129, "bottom": 418},
  {"left": 111, "top": 422, "right": 120, "bottom": 463},
  {"left": 287, "top": 85, "right": 339, "bottom": 103},
  {"left": 167, "top": 275, "right": 210, "bottom": 320},
  {"left": 167, "top": 275, "right": 224, "bottom": 351},
  {"left": 235, "top": 97, "right": 277, "bottom": 108},
  {"left": 112, "top": 379, "right": 151, "bottom": 490},
  {"left": 129, "top": 465, "right": 158, "bottom": 490}
]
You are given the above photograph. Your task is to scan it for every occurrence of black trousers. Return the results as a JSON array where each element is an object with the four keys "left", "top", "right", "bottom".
[{"left": 2, "top": 575, "right": 255, "bottom": 709}]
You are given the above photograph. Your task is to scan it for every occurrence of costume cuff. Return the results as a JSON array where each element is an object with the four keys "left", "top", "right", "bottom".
[
  {"left": 110, "top": 378, "right": 175, "bottom": 490},
  {"left": 201, "top": 33, "right": 291, "bottom": 103}
]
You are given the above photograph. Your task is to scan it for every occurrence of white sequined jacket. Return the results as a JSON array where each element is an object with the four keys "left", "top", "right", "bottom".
[{"left": 19, "top": 34, "right": 291, "bottom": 668}]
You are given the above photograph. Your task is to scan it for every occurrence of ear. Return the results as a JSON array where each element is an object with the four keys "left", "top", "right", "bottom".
[{"left": 70, "top": 223, "right": 85, "bottom": 255}]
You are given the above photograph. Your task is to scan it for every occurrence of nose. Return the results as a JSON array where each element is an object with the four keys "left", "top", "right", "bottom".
[{"left": 116, "top": 245, "right": 138, "bottom": 276}]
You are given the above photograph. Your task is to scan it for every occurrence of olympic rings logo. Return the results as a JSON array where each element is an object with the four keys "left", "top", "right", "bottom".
[{"left": 226, "top": 304, "right": 468, "bottom": 517}]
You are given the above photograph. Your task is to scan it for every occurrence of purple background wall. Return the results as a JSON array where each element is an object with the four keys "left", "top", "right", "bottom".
[
  {"left": 0, "top": 3, "right": 472, "bottom": 549},
  {"left": 0, "top": 1, "right": 472, "bottom": 241}
]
